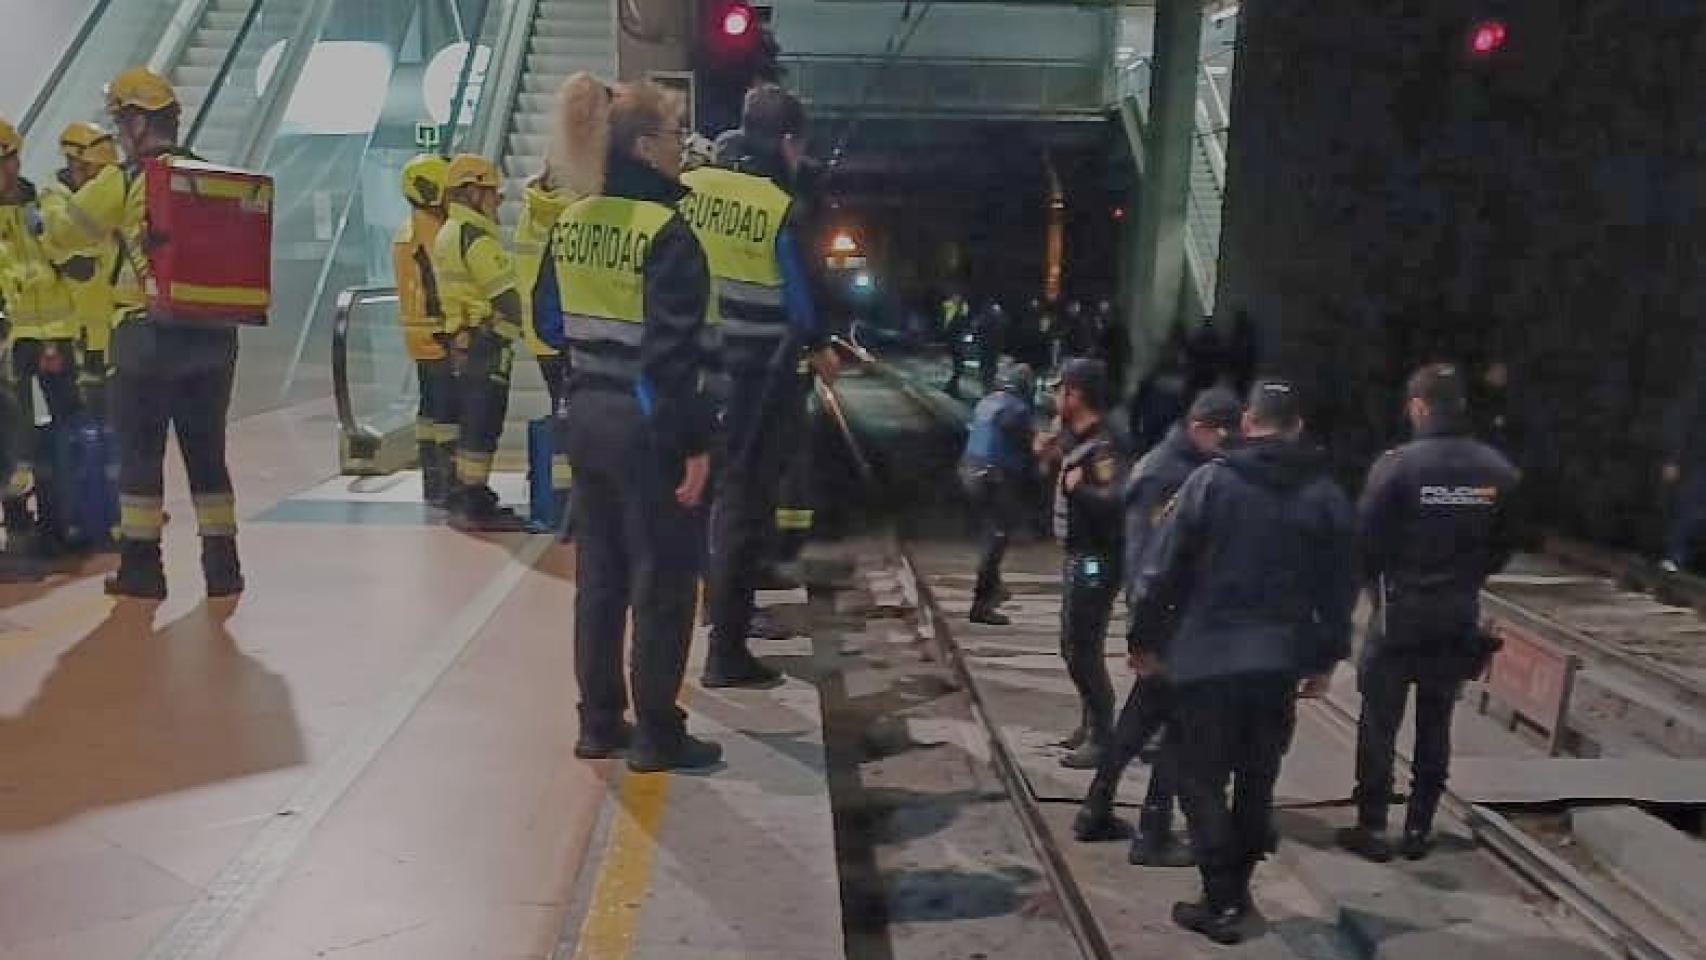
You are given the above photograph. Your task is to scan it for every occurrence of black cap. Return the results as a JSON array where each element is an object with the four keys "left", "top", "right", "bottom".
[
  {"left": 1059, "top": 359, "right": 1110, "bottom": 411},
  {"left": 1406, "top": 362, "right": 1468, "bottom": 415},
  {"left": 1187, "top": 387, "right": 1242, "bottom": 430},
  {"left": 1246, "top": 379, "right": 1302, "bottom": 430}
]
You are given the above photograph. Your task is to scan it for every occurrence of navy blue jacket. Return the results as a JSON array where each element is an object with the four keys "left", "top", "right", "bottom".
[
  {"left": 1122, "top": 424, "right": 1212, "bottom": 597},
  {"left": 962, "top": 388, "right": 1034, "bottom": 475},
  {"left": 1130, "top": 437, "right": 1356, "bottom": 684},
  {"left": 1359, "top": 422, "right": 1520, "bottom": 657}
]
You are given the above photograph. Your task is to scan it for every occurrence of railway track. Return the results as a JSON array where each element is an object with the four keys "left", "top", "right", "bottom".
[{"left": 819, "top": 342, "right": 1703, "bottom": 960}]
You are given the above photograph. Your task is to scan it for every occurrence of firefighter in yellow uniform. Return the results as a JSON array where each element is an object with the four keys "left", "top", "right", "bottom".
[
  {"left": 432, "top": 154, "right": 526, "bottom": 531},
  {"left": 514, "top": 167, "right": 573, "bottom": 529},
  {"left": 0, "top": 116, "right": 80, "bottom": 553},
  {"left": 41, "top": 122, "right": 121, "bottom": 414},
  {"left": 55, "top": 68, "right": 243, "bottom": 599},
  {"left": 392, "top": 153, "right": 457, "bottom": 507}
]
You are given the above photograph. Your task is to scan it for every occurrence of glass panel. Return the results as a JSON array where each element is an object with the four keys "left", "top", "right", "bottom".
[
  {"left": 18, "top": 0, "right": 201, "bottom": 175},
  {"left": 342, "top": 290, "right": 419, "bottom": 445}
]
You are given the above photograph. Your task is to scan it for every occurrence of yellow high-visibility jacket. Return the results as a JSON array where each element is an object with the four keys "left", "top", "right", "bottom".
[
  {"left": 0, "top": 179, "right": 76, "bottom": 340},
  {"left": 514, "top": 183, "right": 573, "bottom": 359},
  {"left": 40, "top": 173, "right": 118, "bottom": 352},
  {"left": 392, "top": 208, "right": 448, "bottom": 361}
]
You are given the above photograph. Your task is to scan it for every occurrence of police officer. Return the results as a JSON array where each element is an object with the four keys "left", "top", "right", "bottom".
[
  {"left": 432, "top": 153, "right": 527, "bottom": 532},
  {"left": 546, "top": 75, "right": 720, "bottom": 772},
  {"left": 0, "top": 116, "right": 80, "bottom": 552},
  {"left": 41, "top": 122, "right": 120, "bottom": 415},
  {"left": 1038, "top": 359, "right": 1125, "bottom": 769},
  {"left": 683, "top": 83, "right": 836, "bottom": 689},
  {"left": 1129, "top": 381, "right": 1356, "bottom": 944},
  {"left": 57, "top": 68, "right": 242, "bottom": 598},
  {"left": 1073, "top": 387, "right": 1240, "bottom": 868},
  {"left": 960, "top": 362, "right": 1037, "bottom": 626},
  {"left": 392, "top": 153, "right": 456, "bottom": 507},
  {"left": 1338, "top": 364, "right": 1519, "bottom": 863},
  {"left": 515, "top": 162, "right": 574, "bottom": 527}
]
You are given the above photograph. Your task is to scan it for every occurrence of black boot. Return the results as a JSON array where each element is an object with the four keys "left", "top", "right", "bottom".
[
  {"left": 3, "top": 497, "right": 37, "bottom": 557},
  {"left": 1398, "top": 829, "right": 1434, "bottom": 861},
  {"left": 449, "top": 486, "right": 528, "bottom": 532},
  {"left": 574, "top": 718, "right": 633, "bottom": 760},
  {"left": 1173, "top": 871, "right": 1250, "bottom": 945},
  {"left": 627, "top": 729, "right": 724, "bottom": 773},
  {"left": 105, "top": 540, "right": 167, "bottom": 599},
  {"left": 967, "top": 600, "right": 1011, "bottom": 626},
  {"left": 1335, "top": 824, "right": 1394, "bottom": 863},
  {"left": 420, "top": 444, "right": 448, "bottom": 508},
  {"left": 701, "top": 638, "right": 784, "bottom": 689},
  {"left": 1130, "top": 807, "right": 1195, "bottom": 867},
  {"left": 1073, "top": 766, "right": 1131, "bottom": 841},
  {"left": 202, "top": 536, "right": 245, "bottom": 598}
]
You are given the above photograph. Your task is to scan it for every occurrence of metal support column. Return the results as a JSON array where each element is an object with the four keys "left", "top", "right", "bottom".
[{"left": 1121, "top": 0, "right": 1203, "bottom": 395}]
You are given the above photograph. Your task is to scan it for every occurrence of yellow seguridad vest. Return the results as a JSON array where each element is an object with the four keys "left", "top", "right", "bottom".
[
  {"left": 677, "top": 166, "right": 791, "bottom": 371},
  {"left": 392, "top": 208, "right": 448, "bottom": 361},
  {"left": 0, "top": 181, "right": 76, "bottom": 341},
  {"left": 514, "top": 183, "right": 573, "bottom": 359},
  {"left": 550, "top": 195, "right": 674, "bottom": 383}
]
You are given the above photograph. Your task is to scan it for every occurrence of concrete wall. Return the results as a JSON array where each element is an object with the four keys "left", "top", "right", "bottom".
[
  {"left": 1215, "top": 0, "right": 1706, "bottom": 545},
  {"left": 0, "top": 0, "right": 99, "bottom": 119}
]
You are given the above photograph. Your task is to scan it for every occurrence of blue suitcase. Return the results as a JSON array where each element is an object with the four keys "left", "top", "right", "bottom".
[
  {"left": 36, "top": 417, "right": 119, "bottom": 549},
  {"left": 527, "top": 415, "right": 565, "bottom": 531}
]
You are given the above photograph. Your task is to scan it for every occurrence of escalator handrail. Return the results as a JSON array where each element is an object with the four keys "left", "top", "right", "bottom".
[
  {"left": 440, "top": 0, "right": 491, "bottom": 144},
  {"left": 146, "top": 0, "right": 216, "bottom": 76},
  {"left": 16, "top": 0, "right": 120, "bottom": 137},
  {"left": 466, "top": 0, "right": 544, "bottom": 161},
  {"left": 332, "top": 285, "right": 400, "bottom": 448},
  {"left": 184, "top": 0, "right": 268, "bottom": 146}
]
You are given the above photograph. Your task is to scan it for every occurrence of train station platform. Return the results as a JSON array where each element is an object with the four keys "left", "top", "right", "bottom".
[{"left": 0, "top": 399, "right": 841, "bottom": 960}]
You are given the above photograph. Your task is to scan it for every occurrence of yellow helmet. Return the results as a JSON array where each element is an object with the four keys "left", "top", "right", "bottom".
[
  {"left": 105, "top": 67, "right": 179, "bottom": 114},
  {"left": 401, "top": 153, "right": 449, "bottom": 208},
  {"left": 445, "top": 154, "right": 500, "bottom": 190},
  {"left": 0, "top": 118, "right": 18, "bottom": 159},
  {"left": 60, "top": 122, "right": 118, "bottom": 167}
]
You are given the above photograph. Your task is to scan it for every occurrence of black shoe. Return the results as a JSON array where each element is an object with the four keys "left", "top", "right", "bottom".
[
  {"left": 1072, "top": 807, "right": 1132, "bottom": 842},
  {"left": 1336, "top": 825, "right": 1394, "bottom": 863},
  {"left": 701, "top": 650, "right": 784, "bottom": 689},
  {"left": 1060, "top": 740, "right": 1106, "bottom": 770},
  {"left": 1172, "top": 899, "right": 1248, "bottom": 945},
  {"left": 627, "top": 731, "right": 724, "bottom": 773},
  {"left": 1399, "top": 830, "right": 1434, "bottom": 861},
  {"left": 574, "top": 723, "right": 633, "bottom": 760},
  {"left": 748, "top": 608, "right": 794, "bottom": 642},
  {"left": 105, "top": 541, "right": 167, "bottom": 600},
  {"left": 202, "top": 536, "right": 245, "bottom": 598},
  {"left": 0, "top": 550, "right": 46, "bottom": 583},
  {"left": 968, "top": 604, "right": 1011, "bottom": 626},
  {"left": 753, "top": 566, "right": 801, "bottom": 591},
  {"left": 1056, "top": 725, "right": 1088, "bottom": 750},
  {"left": 992, "top": 582, "right": 1013, "bottom": 603},
  {"left": 450, "top": 488, "right": 528, "bottom": 532},
  {"left": 1130, "top": 830, "right": 1196, "bottom": 868}
]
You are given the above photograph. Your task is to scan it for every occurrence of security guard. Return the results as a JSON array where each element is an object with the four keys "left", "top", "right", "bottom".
[
  {"left": 40, "top": 122, "right": 120, "bottom": 414},
  {"left": 1039, "top": 359, "right": 1125, "bottom": 769},
  {"left": 0, "top": 116, "right": 81, "bottom": 552},
  {"left": 432, "top": 153, "right": 526, "bottom": 531},
  {"left": 545, "top": 75, "right": 720, "bottom": 772},
  {"left": 682, "top": 83, "right": 835, "bottom": 689},
  {"left": 1339, "top": 364, "right": 1519, "bottom": 863},
  {"left": 391, "top": 153, "right": 457, "bottom": 507},
  {"left": 55, "top": 68, "right": 242, "bottom": 598},
  {"left": 514, "top": 164, "right": 573, "bottom": 525}
]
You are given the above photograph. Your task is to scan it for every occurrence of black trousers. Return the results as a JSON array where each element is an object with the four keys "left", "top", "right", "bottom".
[
  {"left": 707, "top": 369, "right": 807, "bottom": 658},
  {"left": 416, "top": 356, "right": 456, "bottom": 470},
  {"left": 108, "top": 321, "right": 238, "bottom": 542},
  {"left": 454, "top": 329, "right": 512, "bottom": 489},
  {"left": 537, "top": 355, "right": 572, "bottom": 497},
  {"left": 1354, "top": 650, "right": 1462, "bottom": 836},
  {"left": 565, "top": 389, "right": 701, "bottom": 740},
  {"left": 7, "top": 338, "right": 83, "bottom": 513},
  {"left": 1061, "top": 552, "right": 1119, "bottom": 742},
  {"left": 1084, "top": 676, "right": 1179, "bottom": 823},
  {"left": 961, "top": 465, "right": 1022, "bottom": 604},
  {"left": 1174, "top": 673, "right": 1297, "bottom": 909}
]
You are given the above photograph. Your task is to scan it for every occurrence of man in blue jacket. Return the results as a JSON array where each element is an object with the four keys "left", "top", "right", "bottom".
[
  {"left": 1338, "top": 364, "right": 1518, "bottom": 863},
  {"left": 1130, "top": 380, "right": 1356, "bottom": 944},
  {"left": 1074, "top": 387, "right": 1240, "bottom": 868},
  {"left": 960, "top": 363, "right": 1037, "bottom": 625}
]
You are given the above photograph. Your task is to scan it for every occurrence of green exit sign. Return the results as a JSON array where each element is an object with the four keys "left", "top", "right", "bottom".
[{"left": 414, "top": 122, "right": 444, "bottom": 151}]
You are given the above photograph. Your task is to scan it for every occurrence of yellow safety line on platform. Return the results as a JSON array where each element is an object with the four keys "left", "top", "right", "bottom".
[{"left": 572, "top": 772, "right": 672, "bottom": 960}]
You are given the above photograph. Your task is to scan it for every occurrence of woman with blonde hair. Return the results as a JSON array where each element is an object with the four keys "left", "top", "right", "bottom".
[{"left": 544, "top": 76, "right": 721, "bottom": 772}]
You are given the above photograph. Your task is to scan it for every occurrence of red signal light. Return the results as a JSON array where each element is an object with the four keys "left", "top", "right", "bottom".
[
  {"left": 722, "top": 4, "right": 754, "bottom": 38},
  {"left": 1468, "top": 19, "right": 1508, "bottom": 56}
]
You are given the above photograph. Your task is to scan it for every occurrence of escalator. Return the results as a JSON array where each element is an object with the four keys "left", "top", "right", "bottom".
[{"left": 330, "top": 0, "right": 621, "bottom": 476}]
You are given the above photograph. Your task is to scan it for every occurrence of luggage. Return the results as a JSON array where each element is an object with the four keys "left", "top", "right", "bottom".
[
  {"left": 34, "top": 416, "right": 118, "bottom": 549},
  {"left": 527, "top": 415, "right": 565, "bottom": 531},
  {"left": 143, "top": 156, "right": 272, "bottom": 327}
]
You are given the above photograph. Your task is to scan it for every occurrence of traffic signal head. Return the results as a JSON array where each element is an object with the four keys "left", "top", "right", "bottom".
[
  {"left": 721, "top": 3, "right": 753, "bottom": 39},
  {"left": 1467, "top": 19, "right": 1508, "bottom": 57}
]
